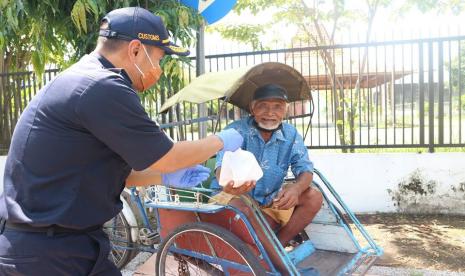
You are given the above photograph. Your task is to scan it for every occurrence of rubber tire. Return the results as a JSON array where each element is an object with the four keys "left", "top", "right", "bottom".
[
  {"left": 104, "top": 211, "right": 138, "bottom": 269},
  {"left": 155, "top": 222, "right": 267, "bottom": 275}
]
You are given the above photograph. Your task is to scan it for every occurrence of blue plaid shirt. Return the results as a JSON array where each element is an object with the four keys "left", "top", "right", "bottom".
[{"left": 211, "top": 116, "right": 314, "bottom": 206}]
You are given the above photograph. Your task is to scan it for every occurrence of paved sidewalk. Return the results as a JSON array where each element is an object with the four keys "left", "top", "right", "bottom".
[
  {"left": 368, "top": 266, "right": 465, "bottom": 276},
  {"left": 121, "top": 252, "right": 465, "bottom": 276}
]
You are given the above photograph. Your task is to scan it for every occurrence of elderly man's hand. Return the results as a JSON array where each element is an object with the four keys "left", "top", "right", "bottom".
[
  {"left": 272, "top": 185, "right": 301, "bottom": 210},
  {"left": 223, "top": 180, "right": 256, "bottom": 195}
]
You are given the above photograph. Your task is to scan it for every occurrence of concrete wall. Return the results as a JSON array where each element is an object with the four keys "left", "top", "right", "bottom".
[
  {"left": 1, "top": 153, "right": 465, "bottom": 214},
  {"left": 311, "top": 153, "right": 465, "bottom": 215}
]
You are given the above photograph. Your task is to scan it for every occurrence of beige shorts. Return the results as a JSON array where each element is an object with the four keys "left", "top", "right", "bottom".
[{"left": 209, "top": 192, "right": 294, "bottom": 226}]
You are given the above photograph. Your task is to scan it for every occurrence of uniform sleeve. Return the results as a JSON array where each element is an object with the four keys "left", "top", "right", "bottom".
[
  {"left": 76, "top": 75, "right": 173, "bottom": 171},
  {"left": 290, "top": 132, "right": 314, "bottom": 177}
]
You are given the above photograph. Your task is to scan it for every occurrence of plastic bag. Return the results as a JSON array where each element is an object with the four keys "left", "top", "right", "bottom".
[{"left": 219, "top": 149, "right": 263, "bottom": 187}]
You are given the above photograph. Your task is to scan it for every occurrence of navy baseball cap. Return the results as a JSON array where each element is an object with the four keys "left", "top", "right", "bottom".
[
  {"left": 99, "top": 7, "right": 190, "bottom": 56},
  {"left": 253, "top": 84, "right": 289, "bottom": 102}
]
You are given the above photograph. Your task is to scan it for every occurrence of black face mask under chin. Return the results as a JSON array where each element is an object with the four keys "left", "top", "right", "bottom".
[{"left": 252, "top": 118, "right": 282, "bottom": 133}]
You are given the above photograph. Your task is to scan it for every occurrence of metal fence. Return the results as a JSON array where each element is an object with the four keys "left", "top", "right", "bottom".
[
  {"left": 1, "top": 35, "right": 465, "bottom": 154},
  {"left": 161, "top": 35, "right": 465, "bottom": 152},
  {"left": 0, "top": 69, "right": 60, "bottom": 154}
]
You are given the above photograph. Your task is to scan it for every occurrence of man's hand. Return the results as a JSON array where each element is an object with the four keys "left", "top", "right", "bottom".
[
  {"left": 272, "top": 185, "right": 301, "bottom": 210},
  {"left": 216, "top": 128, "right": 243, "bottom": 152},
  {"left": 161, "top": 165, "right": 211, "bottom": 188},
  {"left": 223, "top": 180, "right": 256, "bottom": 195}
]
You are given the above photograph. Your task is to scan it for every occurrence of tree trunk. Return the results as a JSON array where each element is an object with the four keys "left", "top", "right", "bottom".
[
  {"left": 308, "top": 20, "right": 348, "bottom": 151},
  {"left": 300, "top": 1, "right": 349, "bottom": 151},
  {"left": 351, "top": 0, "right": 379, "bottom": 152},
  {"left": 175, "top": 103, "right": 185, "bottom": 141},
  {"left": 301, "top": 0, "right": 379, "bottom": 153}
]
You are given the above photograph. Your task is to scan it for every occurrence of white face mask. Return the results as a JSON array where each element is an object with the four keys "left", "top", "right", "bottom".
[{"left": 257, "top": 121, "right": 281, "bottom": 130}]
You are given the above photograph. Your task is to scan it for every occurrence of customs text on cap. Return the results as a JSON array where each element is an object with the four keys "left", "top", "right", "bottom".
[
  {"left": 99, "top": 7, "right": 190, "bottom": 56},
  {"left": 253, "top": 84, "right": 289, "bottom": 102}
]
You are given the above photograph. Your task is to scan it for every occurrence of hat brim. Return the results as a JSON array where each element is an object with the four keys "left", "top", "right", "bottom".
[
  {"left": 160, "top": 42, "right": 190, "bottom": 56},
  {"left": 253, "top": 95, "right": 288, "bottom": 102}
]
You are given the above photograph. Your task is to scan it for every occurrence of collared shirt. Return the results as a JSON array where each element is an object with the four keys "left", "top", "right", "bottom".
[
  {"left": 211, "top": 116, "right": 313, "bottom": 206},
  {"left": 1, "top": 52, "right": 173, "bottom": 229}
]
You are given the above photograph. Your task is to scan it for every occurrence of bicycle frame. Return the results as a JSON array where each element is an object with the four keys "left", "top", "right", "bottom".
[
  {"left": 140, "top": 167, "right": 382, "bottom": 275},
  {"left": 105, "top": 61, "right": 383, "bottom": 274},
  {"left": 121, "top": 191, "right": 139, "bottom": 243}
]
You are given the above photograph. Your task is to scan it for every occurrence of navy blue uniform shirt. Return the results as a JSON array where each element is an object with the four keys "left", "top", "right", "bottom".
[{"left": 0, "top": 53, "right": 173, "bottom": 229}]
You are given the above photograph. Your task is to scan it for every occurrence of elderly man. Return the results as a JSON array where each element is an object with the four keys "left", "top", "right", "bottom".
[{"left": 210, "top": 84, "right": 323, "bottom": 275}]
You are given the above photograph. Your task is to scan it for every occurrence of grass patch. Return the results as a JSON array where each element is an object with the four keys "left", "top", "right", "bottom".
[{"left": 310, "top": 147, "right": 465, "bottom": 154}]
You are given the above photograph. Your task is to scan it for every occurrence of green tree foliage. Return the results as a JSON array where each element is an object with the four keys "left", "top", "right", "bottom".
[
  {"left": 213, "top": 24, "right": 265, "bottom": 49},
  {"left": 210, "top": 0, "right": 465, "bottom": 50},
  {"left": 398, "top": 0, "right": 465, "bottom": 16},
  {"left": 1, "top": 0, "right": 201, "bottom": 73},
  {"left": 208, "top": 0, "right": 353, "bottom": 49},
  {"left": 0, "top": 0, "right": 203, "bottom": 151}
]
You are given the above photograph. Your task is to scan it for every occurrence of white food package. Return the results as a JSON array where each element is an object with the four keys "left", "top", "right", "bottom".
[{"left": 219, "top": 149, "right": 263, "bottom": 188}]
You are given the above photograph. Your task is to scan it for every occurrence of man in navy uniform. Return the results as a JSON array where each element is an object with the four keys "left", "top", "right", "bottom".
[{"left": 0, "top": 7, "right": 242, "bottom": 275}]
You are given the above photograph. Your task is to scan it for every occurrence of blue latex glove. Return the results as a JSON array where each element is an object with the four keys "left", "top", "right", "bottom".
[
  {"left": 216, "top": 128, "right": 243, "bottom": 152},
  {"left": 161, "top": 165, "right": 211, "bottom": 188}
]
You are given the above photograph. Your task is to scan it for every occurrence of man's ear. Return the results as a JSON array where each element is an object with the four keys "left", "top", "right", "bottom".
[
  {"left": 249, "top": 101, "right": 255, "bottom": 115},
  {"left": 127, "top": 40, "right": 141, "bottom": 62}
]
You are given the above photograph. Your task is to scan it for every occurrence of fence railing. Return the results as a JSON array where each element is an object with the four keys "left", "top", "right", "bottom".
[
  {"left": 0, "top": 69, "right": 60, "bottom": 154},
  {"left": 1, "top": 36, "right": 464, "bottom": 154},
  {"left": 160, "top": 36, "right": 465, "bottom": 152}
]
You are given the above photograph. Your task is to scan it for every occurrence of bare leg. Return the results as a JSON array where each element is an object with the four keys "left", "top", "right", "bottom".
[{"left": 277, "top": 187, "right": 323, "bottom": 246}]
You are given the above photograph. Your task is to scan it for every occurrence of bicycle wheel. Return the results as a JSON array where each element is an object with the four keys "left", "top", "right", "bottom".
[
  {"left": 156, "top": 222, "right": 266, "bottom": 276},
  {"left": 103, "top": 211, "right": 138, "bottom": 269}
]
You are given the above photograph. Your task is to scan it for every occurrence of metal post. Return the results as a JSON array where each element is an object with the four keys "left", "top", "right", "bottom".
[
  {"left": 438, "top": 41, "right": 444, "bottom": 145},
  {"left": 196, "top": 21, "right": 207, "bottom": 138},
  {"left": 418, "top": 42, "right": 425, "bottom": 146},
  {"left": 428, "top": 42, "right": 435, "bottom": 153}
]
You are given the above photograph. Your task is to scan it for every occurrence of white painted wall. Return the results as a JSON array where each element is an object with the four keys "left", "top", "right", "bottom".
[
  {"left": 311, "top": 153, "right": 465, "bottom": 214},
  {"left": 1, "top": 153, "right": 464, "bottom": 214}
]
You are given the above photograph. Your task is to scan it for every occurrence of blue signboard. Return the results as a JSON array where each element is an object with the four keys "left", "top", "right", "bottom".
[{"left": 180, "top": 0, "right": 237, "bottom": 24}]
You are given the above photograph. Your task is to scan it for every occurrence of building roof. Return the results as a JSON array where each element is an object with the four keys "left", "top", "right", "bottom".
[{"left": 304, "top": 72, "right": 410, "bottom": 90}]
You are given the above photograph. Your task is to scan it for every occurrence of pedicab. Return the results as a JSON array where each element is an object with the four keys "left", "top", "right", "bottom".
[{"left": 119, "top": 62, "right": 383, "bottom": 275}]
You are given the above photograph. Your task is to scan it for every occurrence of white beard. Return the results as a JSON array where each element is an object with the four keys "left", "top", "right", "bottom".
[{"left": 257, "top": 121, "right": 281, "bottom": 130}]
